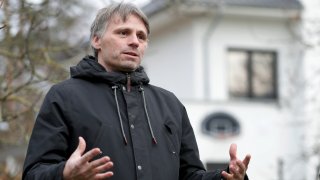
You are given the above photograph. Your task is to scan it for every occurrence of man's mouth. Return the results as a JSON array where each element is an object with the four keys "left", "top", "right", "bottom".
[{"left": 123, "top": 51, "right": 138, "bottom": 57}]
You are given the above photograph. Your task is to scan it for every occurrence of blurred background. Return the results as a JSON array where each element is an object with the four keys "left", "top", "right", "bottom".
[{"left": 1, "top": 0, "right": 320, "bottom": 179}]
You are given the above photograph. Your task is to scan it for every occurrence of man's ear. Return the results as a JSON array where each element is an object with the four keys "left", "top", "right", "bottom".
[{"left": 91, "top": 36, "right": 101, "bottom": 50}]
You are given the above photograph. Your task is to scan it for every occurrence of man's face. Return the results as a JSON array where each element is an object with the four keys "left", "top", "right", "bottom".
[{"left": 92, "top": 14, "right": 148, "bottom": 72}]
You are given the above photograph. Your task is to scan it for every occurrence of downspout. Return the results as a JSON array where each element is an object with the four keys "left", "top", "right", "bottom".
[{"left": 202, "top": 2, "right": 224, "bottom": 100}]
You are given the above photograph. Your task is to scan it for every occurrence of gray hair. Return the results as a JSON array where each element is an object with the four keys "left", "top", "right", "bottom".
[{"left": 90, "top": 3, "right": 150, "bottom": 58}]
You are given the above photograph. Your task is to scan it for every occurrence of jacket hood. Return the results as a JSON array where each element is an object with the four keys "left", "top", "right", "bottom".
[{"left": 70, "top": 55, "right": 150, "bottom": 86}]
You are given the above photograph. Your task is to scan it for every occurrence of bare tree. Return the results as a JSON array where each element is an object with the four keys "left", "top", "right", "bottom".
[{"left": 0, "top": 0, "right": 94, "bottom": 178}]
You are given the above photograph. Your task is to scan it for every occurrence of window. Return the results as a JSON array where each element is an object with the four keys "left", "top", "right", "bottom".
[
  {"left": 201, "top": 112, "right": 240, "bottom": 138},
  {"left": 228, "top": 49, "right": 277, "bottom": 99}
]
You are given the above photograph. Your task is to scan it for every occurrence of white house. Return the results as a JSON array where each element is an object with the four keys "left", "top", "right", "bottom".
[{"left": 141, "top": 0, "right": 309, "bottom": 179}]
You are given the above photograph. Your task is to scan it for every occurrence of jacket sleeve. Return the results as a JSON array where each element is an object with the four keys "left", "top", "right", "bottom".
[
  {"left": 178, "top": 106, "right": 222, "bottom": 180},
  {"left": 23, "top": 86, "right": 70, "bottom": 180},
  {"left": 178, "top": 107, "right": 249, "bottom": 180}
]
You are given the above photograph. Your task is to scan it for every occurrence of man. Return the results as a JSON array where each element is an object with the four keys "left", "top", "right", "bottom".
[{"left": 23, "top": 3, "right": 250, "bottom": 180}]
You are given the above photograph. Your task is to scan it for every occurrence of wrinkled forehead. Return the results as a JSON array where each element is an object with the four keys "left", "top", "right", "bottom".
[{"left": 108, "top": 14, "right": 148, "bottom": 33}]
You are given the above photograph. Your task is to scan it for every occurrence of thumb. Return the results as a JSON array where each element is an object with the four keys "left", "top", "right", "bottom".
[
  {"left": 74, "top": 136, "right": 86, "bottom": 156},
  {"left": 229, "top": 143, "right": 237, "bottom": 160}
]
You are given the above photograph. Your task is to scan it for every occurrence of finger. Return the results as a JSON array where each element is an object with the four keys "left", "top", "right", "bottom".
[
  {"left": 236, "top": 160, "right": 246, "bottom": 174},
  {"left": 229, "top": 164, "right": 237, "bottom": 175},
  {"left": 90, "top": 156, "right": 111, "bottom": 169},
  {"left": 221, "top": 170, "right": 232, "bottom": 179},
  {"left": 80, "top": 148, "right": 102, "bottom": 164},
  {"left": 243, "top": 154, "right": 251, "bottom": 167},
  {"left": 229, "top": 143, "right": 237, "bottom": 160},
  {"left": 235, "top": 160, "right": 248, "bottom": 178},
  {"left": 95, "top": 161, "right": 113, "bottom": 173},
  {"left": 229, "top": 164, "right": 242, "bottom": 179},
  {"left": 94, "top": 171, "right": 114, "bottom": 180},
  {"left": 73, "top": 136, "right": 86, "bottom": 157}
]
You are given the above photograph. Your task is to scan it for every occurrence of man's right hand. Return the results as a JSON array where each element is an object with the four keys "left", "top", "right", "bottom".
[{"left": 63, "top": 137, "right": 114, "bottom": 180}]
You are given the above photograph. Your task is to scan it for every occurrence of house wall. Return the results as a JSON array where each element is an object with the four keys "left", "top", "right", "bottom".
[
  {"left": 190, "top": 17, "right": 305, "bottom": 180},
  {"left": 184, "top": 101, "right": 287, "bottom": 180},
  {"left": 142, "top": 18, "right": 196, "bottom": 99},
  {"left": 193, "top": 15, "right": 301, "bottom": 101},
  {"left": 193, "top": 15, "right": 305, "bottom": 179},
  {"left": 143, "top": 10, "right": 305, "bottom": 180},
  {"left": 194, "top": 15, "right": 306, "bottom": 180}
]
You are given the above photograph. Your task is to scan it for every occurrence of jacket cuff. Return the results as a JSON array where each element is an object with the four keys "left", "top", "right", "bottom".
[{"left": 57, "top": 161, "right": 66, "bottom": 180}]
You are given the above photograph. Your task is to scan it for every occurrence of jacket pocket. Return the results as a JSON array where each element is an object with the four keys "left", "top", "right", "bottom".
[{"left": 163, "top": 121, "right": 180, "bottom": 157}]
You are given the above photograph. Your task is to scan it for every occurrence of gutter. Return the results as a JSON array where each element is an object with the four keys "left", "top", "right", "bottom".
[{"left": 202, "top": 2, "right": 224, "bottom": 100}]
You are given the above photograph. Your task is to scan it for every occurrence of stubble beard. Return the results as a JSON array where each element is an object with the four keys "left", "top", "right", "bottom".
[{"left": 114, "top": 53, "right": 141, "bottom": 72}]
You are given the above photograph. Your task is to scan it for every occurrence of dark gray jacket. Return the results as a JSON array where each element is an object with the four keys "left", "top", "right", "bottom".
[{"left": 23, "top": 56, "right": 230, "bottom": 180}]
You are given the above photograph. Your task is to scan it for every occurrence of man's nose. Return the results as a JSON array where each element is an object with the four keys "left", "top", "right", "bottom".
[{"left": 128, "top": 35, "right": 139, "bottom": 48}]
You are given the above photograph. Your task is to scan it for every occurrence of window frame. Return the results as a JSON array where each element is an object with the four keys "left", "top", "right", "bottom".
[
  {"left": 201, "top": 112, "right": 240, "bottom": 139},
  {"left": 227, "top": 48, "right": 278, "bottom": 100}
]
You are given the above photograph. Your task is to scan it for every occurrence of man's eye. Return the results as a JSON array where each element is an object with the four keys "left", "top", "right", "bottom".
[
  {"left": 119, "top": 31, "right": 127, "bottom": 36},
  {"left": 138, "top": 34, "right": 146, "bottom": 41}
]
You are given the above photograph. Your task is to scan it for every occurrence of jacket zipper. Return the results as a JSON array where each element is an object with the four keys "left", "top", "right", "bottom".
[{"left": 126, "top": 73, "right": 131, "bottom": 92}]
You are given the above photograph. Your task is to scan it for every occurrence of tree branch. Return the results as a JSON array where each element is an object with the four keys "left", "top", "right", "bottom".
[
  {"left": 0, "top": 78, "right": 45, "bottom": 102},
  {"left": 4, "top": 93, "right": 42, "bottom": 122},
  {"left": 0, "top": 0, "right": 5, "bottom": 30}
]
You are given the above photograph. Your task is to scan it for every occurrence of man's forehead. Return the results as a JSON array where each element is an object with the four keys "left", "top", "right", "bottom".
[
  {"left": 107, "top": 14, "right": 148, "bottom": 34},
  {"left": 110, "top": 14, "right": 144, "bottom": 26}
]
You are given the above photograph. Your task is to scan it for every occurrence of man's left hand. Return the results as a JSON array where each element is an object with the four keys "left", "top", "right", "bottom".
[{"left": 221, "top": 143, "right": 251, "bottom": 180}]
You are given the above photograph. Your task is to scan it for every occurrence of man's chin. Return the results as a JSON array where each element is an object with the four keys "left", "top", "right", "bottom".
[{"left": 119, "top": 65, "right": 139, "bottom": 72}]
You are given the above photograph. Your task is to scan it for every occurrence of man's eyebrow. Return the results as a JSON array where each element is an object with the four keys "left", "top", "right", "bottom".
[
  {"left": 113, "top": 27, "right": 130, "bottom": 31},
  {"left": 114, "top": 28, "right": 147, "bottom": 37},
  {"left": 136, "top": 27, "right": 148, "bottom": 35},
  {"left": 137, "top": 30, "right": 147, "bottom": 35}
]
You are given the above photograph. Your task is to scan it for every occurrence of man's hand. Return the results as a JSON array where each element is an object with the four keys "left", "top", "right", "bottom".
[
  {"left": 221, "top": 143, "right": 251, "bottom": 180},
  {"left": 63, "top": 137, "right": 114, "bottom": 180}
]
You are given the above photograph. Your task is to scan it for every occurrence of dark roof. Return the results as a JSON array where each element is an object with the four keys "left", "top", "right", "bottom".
[{"left": 142, "top": 0, "right": 303, "bottom": 17}]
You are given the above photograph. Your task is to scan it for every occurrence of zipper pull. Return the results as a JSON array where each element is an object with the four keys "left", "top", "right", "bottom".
[{"left": 126, "top": 73, "right": 131, "bottom": 92}]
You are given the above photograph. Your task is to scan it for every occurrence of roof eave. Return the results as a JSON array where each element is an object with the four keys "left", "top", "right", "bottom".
[{"left": 142, "top": 0, "right": 303, "bottom": 18}]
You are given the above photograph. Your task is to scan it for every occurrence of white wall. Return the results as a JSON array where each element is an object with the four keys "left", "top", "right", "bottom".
[
  {"left": 143, "top": 18, "right": 196, "bottom": 99},
  {"left": 203, "top": 15, "right": 300, "bottom": 101},
  {"left": 185, "top": 101, "right": 286, "bottom": 180}
]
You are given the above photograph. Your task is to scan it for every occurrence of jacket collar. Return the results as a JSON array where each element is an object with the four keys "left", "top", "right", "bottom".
[{"left": 70, "top": 55, "right": 150, "bottom": 86}]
